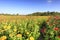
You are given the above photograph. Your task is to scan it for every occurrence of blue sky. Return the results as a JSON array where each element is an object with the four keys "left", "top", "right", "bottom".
[{"left": 0, "top": 0, "right": 60, "bottom": 15}]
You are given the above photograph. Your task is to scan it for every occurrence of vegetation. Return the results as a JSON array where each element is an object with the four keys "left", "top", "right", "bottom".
[
  {"left": 39, "top": 16, "right": 60, "bottom": 40},
  {"left": 0, "top": 16, "right": 49, "bottom": 40},
  {"left": 0, "top": 11, "right": 60, "bottom": 16},
  {"left": 0, "top": 12, "right": 60, "bottom": 40},
  {"left": 27, "top": 11, "right": 60, "bottom": 16}
]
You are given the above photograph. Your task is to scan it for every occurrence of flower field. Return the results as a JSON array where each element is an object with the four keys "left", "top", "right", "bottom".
[{"left": 0, "top": 15, "right": 60, "bottom": 40}]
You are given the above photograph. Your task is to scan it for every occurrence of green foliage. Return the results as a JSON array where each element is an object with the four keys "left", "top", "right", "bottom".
[
  {"left": 27, "top": 12, "right": 60, "bottom": 16},
  {"left": 0, "top": 19, "right": 41, "bottom": 40},
  {"left": 41, "top": 16, "right": 60, "bottom": 40}
]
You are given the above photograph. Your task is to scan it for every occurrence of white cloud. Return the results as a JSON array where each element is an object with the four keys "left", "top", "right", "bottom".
[{"left": 47, "top": 0, "right": 52, "bottom": 3}]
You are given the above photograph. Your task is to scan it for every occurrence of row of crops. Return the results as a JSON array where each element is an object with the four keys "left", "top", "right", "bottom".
[
  {"left": 39, "top": 16, "right": 60, "bottom": 40},
  {"left": 0, "top": 16, "right": 60, "bottom": 40}
]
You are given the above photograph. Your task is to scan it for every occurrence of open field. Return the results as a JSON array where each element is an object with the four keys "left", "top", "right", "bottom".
[
  {"left": 0, "top": 15, "right": 49, "bottom": 22},
  {"left": 1, "top": 16, "right": 60, "bottom": 40},
  {"left": 0, "top": 15, "right": 50, "bottom": 40}
]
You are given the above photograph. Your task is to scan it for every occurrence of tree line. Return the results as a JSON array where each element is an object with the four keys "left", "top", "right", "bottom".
[
  {"left": 0, "top": 11, "right": 60, "bottom": 16},
  {"left": 27, "top": 11, "right": 60, "bottom": 16}
]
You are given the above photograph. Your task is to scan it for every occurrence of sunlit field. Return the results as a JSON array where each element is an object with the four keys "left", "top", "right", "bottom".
[
  {"left": 0, "top": 0, "right": 60, "bottom": 40},
  {"left": 0, "top": 15, "right": 60, "bottom": 40},
  {"left": 0, "top": 15, "right": 49, "bottom": 22},
  {"left": 0, "top": 15, "right": 50, "bottom": 40}
]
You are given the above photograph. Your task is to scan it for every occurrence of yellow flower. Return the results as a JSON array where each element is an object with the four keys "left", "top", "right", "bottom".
[
  {"left": 30, "top": 36, "right": 34, "bottom": 40},
  {"left": 9, "top": 33, "right": 14, "bottom": 37},
  {"left": 3, "top": 25, "right": 11, "bottom": 30},
  {"left": 1, "top": 36, "right": 7, "bottom": 40},
  {"left": 26, "top": 32, "right": 29, "bottom": 34},
  {"left": 3, "top": 25, "right": 7, "bottom": 29},
  {"left": 16, "top": 34, "right": 22, "bottom": 38},
  {"left": 7, "top": 26, "right": 11, "bottom": 30},
  {"left": 14, "top": 28, "right": 17, "bottom": 32}
]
